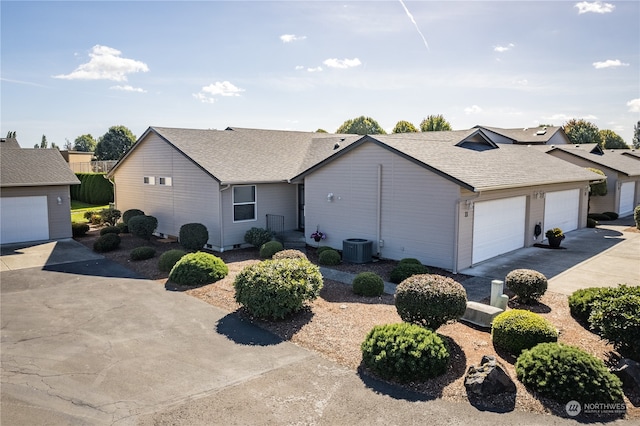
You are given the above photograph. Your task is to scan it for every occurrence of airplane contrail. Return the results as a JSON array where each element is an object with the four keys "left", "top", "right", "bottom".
[{"left": 398, "top": 0, "right": 429, "bottom": 51}]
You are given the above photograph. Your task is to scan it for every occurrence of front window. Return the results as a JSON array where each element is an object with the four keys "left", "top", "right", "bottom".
[{"left": 233, "top": 185, "right": 256, "bottom": 222}]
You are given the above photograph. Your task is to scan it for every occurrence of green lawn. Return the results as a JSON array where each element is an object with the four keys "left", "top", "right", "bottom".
[{"left": 71, "top": 201, "right": 109, "bottom": 223}]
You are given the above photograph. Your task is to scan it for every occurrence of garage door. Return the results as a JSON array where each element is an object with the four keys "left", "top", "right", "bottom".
[
  {"left": 544, "top": 189, "right": 580, "bottom": 234},
  {"left": 619, "top": 182, "right": 636, "bottom": 217},
  {"left": 472, "top": 196, "right": 526, "bottom": 264},
  {"left": 0, "top": 196, "right": 49, "bottom": 244}
]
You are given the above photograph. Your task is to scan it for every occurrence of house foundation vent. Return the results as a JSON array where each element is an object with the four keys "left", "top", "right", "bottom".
[{"left": 342, "top": 239, "right": 373, "bottom": 264}]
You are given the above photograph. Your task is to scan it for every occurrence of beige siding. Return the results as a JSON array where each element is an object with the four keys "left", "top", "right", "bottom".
[
  {"left": 1, "top": 185, "right": 73, "bottom": 240},
  {"left": 112, "top": 134, "right": 221, "bottom": 248},
  {"left": 305, "top": 142, "right": 460, "bottom": 270}
]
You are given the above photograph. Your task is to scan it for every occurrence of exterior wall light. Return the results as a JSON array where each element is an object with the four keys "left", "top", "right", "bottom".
[{"left": 327, "top": 193, "right": 334, "bottom": 202}]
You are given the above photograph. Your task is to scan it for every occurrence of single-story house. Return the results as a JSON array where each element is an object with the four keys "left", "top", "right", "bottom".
[
  {"left": 109, "top": 126, "right": 603, "bottom": 272},
  {"left": 59, "top": 150, "right": 95, "bottom": 172},
  {"left": 0, "top": 138, "right": 80, "bottom": 244},
  {"left": 538, "top": 144, "right": 640, "bottom": 217}
]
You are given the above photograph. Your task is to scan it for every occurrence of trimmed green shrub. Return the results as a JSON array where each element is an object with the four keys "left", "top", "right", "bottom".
[
  {"left": 586, "top": 217, "right": 598, "bottom": 228},
  {"left": 128, "top": 215, "right": 158, "bottom": 240},
  {"left": 589, "top": 293, "right": 640, "bottom": 361},
  {"left": 505, "top": 269, "right": 548, "bottom": 304},
  {"left": 318, "top": 249, "right": 341, "bottom": 265},
  {"left": 71, "top": 173, "right": 114, "bottom": 205},
  {"left": 179, "top": 223, "right": 209, "bottom": 251},
  {"left": 389, "top": 263, "right": 430, "bottom": 284},
  {"left": 99, "top": 225, "right": 121, "bottom": 236},
  {"left": 516, "top": 343, "right": 624, "bottom": 404},
  {"left": 244, "top": 227, "right": 273, "bottom": 248},
  {"left": 122, "top": 209, "right": 145, "bottom": 224},
  {"left": 99, "top": 208, "right": 121, "bottom": 226},
  {"left": 635, "top": 205, "right": 640, "bottom": 230},
  {"left": 93, "top": 233, "right": 121, "bottom": 253},
  {"left": 83, "top": 210, "right": 97, "bottom": 221},
  {"left": 568, "top": 285, "right": 640, "bottom": 324},
  {"left": 588, "top": 168, "right": 607, "bottom": 197},
  {"left": 158, "top": 249, "right": 187, "bottom": 272},
  {"left": 603, "top": 211, "right": 619, "bottom": 220},
  {"left": 316, "top": 246, "right": 335, "bottom": 256},
  {"left": 260, "top": 241, "right": 283, "bottom": 258},
  {"left": 130, "top": 246, "right": 156, "bottom": 261},
  {"left": 398, "top": 258, "right": 422, "bottom": 266},
  {"left": 234, "top": 258, "right": 323, "bottom": 319},
  {"left": 491, "top": 310, "right": 558, "bottom": 355},
  {"left": 116, "top": 222, "right": 128, "bottom": 233},
  {"left": 168, "top": 252, "right": 228, "bottom": 286},
  {"left": 394, "top": 274, "right": 467, "bottom": 330},
  {"left": 361, "top": 323, "right": 449, "bottom": 382},
  {"left": 352, "top": 272, "right": 385, "bottom": 297},
  {"left": 71, "top": 222, "right": 90, "bottom": 237},
  {"left": 272, "top": 249, "right": 307, "bottom": 260},
  {"left": 588, "top": 213, "right": 612, "bottom": 221}
]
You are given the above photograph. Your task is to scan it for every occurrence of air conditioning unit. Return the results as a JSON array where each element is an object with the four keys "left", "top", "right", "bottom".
[{"left": 342, "top": 238, "right": 373, "bottom": 264}]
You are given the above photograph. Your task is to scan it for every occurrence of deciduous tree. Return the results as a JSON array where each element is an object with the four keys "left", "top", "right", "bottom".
[
  {"left": 420, "top": 114, "right": 452, "bottom": 131},
  {"left": 336, "top": 116, "right": 386, "bottom": 135},
  {"left": 74, "top": 134, "right": 97, "bottom": 152},
  {"left": 599, "top": 129, "right": 628, "bottom": 149},
  {"left": 392, "top": 120, "right": 418, "bottom": 133},
  {"left": 563, "top": 119, "right": 602, "bottom": 145},
  {"left": 95, "top": 126, "right": 136, "bottom": 161}
]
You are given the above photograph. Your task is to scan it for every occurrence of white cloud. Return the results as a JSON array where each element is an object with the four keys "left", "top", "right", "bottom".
[
  {"left": 494, "top": 43, "right": 515, "bottom": 53},
  {"left": 53, "top": 45, "right": 149, "bottom": 81},
  {"left": 575, "top": 1, "right": 615, "bottom": 14},
  {"left": 280, "top": 34, "right": 306, "bottom": 43},
  {"left": 110, "top": 85, "right": 146, "bottom": 93},
  {"left": 514, "top": 79, "right": 528, "bottom": 86},
  {"left": 193, "top": 81, "right": 245, "bottom": 103},
  {"left": 307, "top": 66, "right": 323, "bottom": 72},
  {"left": 592, "top": 59, "right": 629, "bottom": 69},
  {"left": 295, "top": 65, "right": 305, "bottom": 70},
  {"left": 464, "top": 105, "right": 483, "bottom": 114},
  {"left": 544, "top": 113, "right": 598, "bottom": 122},
  {"left": 627, "top": 98, "right": 640, "bottom": 113},
  {"left": 323, "top": 58, "right": 362, "bottom": 69}
]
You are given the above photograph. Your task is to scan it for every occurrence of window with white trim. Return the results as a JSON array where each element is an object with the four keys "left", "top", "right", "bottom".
[
  {"left": 159, "top": 177, "right": 172, "bottom": 186},
  {"left": 143, "top": 176, "right": 156, "bottom": 185},
  {"left": 233, "top": 185, "right": 256, "bottom": 222}
]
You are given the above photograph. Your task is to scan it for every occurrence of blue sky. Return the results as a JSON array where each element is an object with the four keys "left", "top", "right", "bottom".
[{"left": 2, "top": 0, "right": 639, "bottom": 148}]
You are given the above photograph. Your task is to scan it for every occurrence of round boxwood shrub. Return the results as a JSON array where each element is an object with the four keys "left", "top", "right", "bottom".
[
  {"left": 122, "top": 209, "right": 145, "bottom": 224},
  {"left": 116, "top": 222, "right": 129, "bottom": 233},
  {"left": 602, "top": 211, "right": 619, "bottom": 220},
  {"left": 158, "top": 249, "right": 187, "bottom": 272},
  {"left": 505, "top": 269, "right": 548, "bottom": 304},
  {"left": 128, "top": 215, "right": 158, "bottom": 240},
  {"left": 71, "top": 222, "right": 89, "bottom": 237},
  {"left": 318, "top": 249, "right": 341, "bottom": 265},
  {"left": 389, "top": 263, "right": 430, "bottom": 284},
  {"left": 179, "top": 223, "right": 209, "bottom": 251},
  {"left": 244, "top": 227, "right": 273, "bottom": 248},
  {"left": 99, "top": 225, "right": 121, "bottom": 236},
  {"left": 352, "top": 272, "right": 385, "bottom": 297},
  {"left": 398, "top": 258, "right": 422, "bottom": 266},
  {"left": 394, "top": 274, "right": 467, "bottom": 330},
  {"left": 361, "top": 323, "right": 449, "bottom": 382},
  {"left": 130, "top": 246, "right": 156, "bottom": 261},
  {"left": 589, "top": 293, "right": 640, "bottom": 361},
  {"left": 168, "top": 252, "right": 228, "bottom": 286},
  {"left": 233, "top": 258, "right": 323, "bottom": 319},
  {"left": 93, "top": 233, "right": 121, "bottom": 253},
  {"left": 515, "top": 343, "right": 624, "bottom": 404},
  {"left": 491, "top": 310, "right": 558, "bottom": 355},
  {"left": 272, "top": 249, "right": 307, "bottom": 260},
  {"left": 316, "top": 246, "right": 335, "bottom": 256},
  {"left": 568, "top": 285, "right": 640, "bottom": 324},
  {"left": 260, "top": 241, "right": 283, "bottom": 258}
]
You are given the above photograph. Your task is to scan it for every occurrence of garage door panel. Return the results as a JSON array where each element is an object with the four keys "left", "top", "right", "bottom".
[
  {"left": 1, "top": 196, "right": 49, "bottom": 244},
  {"left": 544, "top": 189, "right": 579, "bottom": 234},
  {"left": 619, "top": 182, "right": 635, "bottom": 216},
  {"left": 473, "top": 196, "right": 526, "bottom": 264}
]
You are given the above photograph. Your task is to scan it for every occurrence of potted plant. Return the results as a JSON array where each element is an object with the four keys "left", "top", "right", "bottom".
[
  {"left": 310, "top": 227, "right": 326, "bottom": 243},
  {"left": 545, "top": 227, "right": 565, "bottom": 248}
]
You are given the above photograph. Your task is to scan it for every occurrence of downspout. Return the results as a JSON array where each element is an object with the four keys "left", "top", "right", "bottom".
[
  {"left": 376, "top": 164, "right": 382, "bottom": 256},
  {"left": 219, "top": 184, "right": 231, "bottom": 252}
]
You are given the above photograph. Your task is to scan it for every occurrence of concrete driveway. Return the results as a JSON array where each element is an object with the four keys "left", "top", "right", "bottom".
[{"left": 1, "top": 239, "right": 636, "bottom": 425}]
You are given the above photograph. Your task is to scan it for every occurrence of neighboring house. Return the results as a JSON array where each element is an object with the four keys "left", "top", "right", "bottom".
[
  {"left": 618, "top": 149, "right": 640, "bottom": 161},
  {"left": 540, "top": 144, "right": 640, "bottom": 216},
  {"left": 60, "top": 150, "right": 95, "bottom": 172},
  {"left": 109, "top": 126, "right": 602, "bottom": 272},
  {"left": 474, "top": 125, "right": 570, "bottom": 145},
  {"left": 0, "top": 139, "right": 80, "bottom": 244}
]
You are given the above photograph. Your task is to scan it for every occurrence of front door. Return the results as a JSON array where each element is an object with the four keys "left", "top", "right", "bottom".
[{"left": 298, "top": 184, "right": 305, "bottom": 230}]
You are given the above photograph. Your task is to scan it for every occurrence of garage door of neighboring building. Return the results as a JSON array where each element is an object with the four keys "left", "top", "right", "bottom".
[
  {"left": 472, "top": 196, "right": 526, "bottom": 264},
  {"left": 0, "top": 196, "right": 49, "bottom": 244},
  {"left": 619, "top": 182, "right": 636, "bottom": 217},
  {"left": 544, "top": 189, "right": 580, "bottom": 234}
]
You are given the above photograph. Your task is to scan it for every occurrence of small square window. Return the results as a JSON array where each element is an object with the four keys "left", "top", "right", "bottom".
[
  {"left": 144, "top": 176, "right": 156, "bottom": 185},
  {"left": 159, "top": 177, "right": 172, "bottom": 186}
]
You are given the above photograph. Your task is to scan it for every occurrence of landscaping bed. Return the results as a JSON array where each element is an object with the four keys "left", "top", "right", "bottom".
[{"left": 74, "top": 226, "right": 638, "bottom": 420}]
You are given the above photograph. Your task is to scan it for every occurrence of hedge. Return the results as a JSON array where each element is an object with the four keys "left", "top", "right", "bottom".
[{"left": 70, "top": 173, "right": 114, "bottom": 205}]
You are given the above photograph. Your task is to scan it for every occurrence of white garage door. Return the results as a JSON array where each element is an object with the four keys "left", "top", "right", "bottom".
[
  {"left": 619, "top": 182, "right": 636, "bottom": 217},
  {"left": 544, "top": 189, "right": 580, "bottom": 234},
  {"left": 473, "top": 196, "right": 526, "bottom": 264},
  {"left": 0, "top": 196, "right": 49, "bottom": 244}
]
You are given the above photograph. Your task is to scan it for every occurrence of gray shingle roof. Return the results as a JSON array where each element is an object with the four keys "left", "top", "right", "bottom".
[
  {"left": 475, "top": 126, "right": 567, "bottom": 144},
  {"left": 1, "top": 147, "right": 80, "bottom": 187},
  {"left": 546, "top": 144, "right": 640, "bottom": 176}
]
